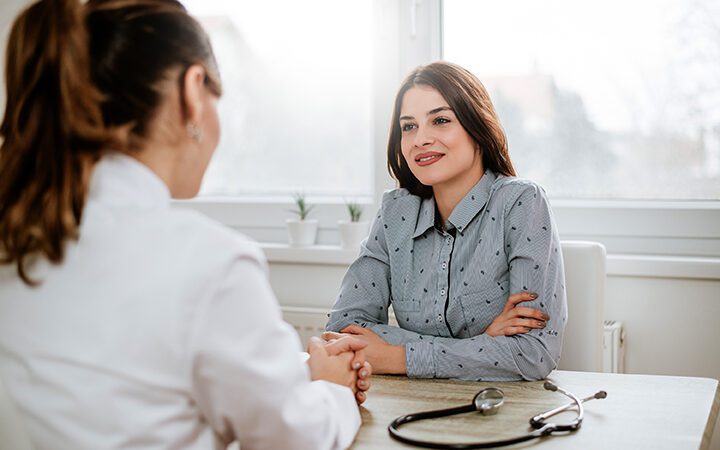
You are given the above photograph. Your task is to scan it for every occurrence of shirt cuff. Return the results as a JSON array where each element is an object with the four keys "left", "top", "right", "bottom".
[{"left": 405, "top": 341, "right": 436, "bottom": 378}]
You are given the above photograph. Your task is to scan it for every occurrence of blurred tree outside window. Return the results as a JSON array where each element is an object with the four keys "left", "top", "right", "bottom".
[{"left": 444, "top": 0, "right": 720, "bottom": 200}]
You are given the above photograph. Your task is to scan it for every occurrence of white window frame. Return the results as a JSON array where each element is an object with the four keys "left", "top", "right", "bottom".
[
  {"left": 175, "top": 0, "right": 720, "bottom": 261},
  {"left": 174, "top": 0, "right": 412, "bottom": 245}
]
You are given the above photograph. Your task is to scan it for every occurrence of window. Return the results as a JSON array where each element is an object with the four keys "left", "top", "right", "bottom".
[
  {"left": 444, "top": 0, "right": 720, "bottom": 200},
  {"left": 183, "top": 0, "right": 374, "bottom": 199},
  {"left": 3, "top": 0, "right": 713, "bottom": 253}
]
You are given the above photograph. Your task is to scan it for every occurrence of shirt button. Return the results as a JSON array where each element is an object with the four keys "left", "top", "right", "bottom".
[
  {"left": 440, "top": 289, "right": 446, "bottom": 296},
  {"left": 441, "top": 262, "right": 447, "bottom": 270},
  {"left": 437, "top": 315, "right": 443, "bottom": 322}
]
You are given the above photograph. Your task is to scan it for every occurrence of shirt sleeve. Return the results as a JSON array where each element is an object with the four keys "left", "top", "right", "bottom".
[
  {"left": 402, "top": 183, "right": 567, "bottom": 381},
  {"left": 327, "top": 207, "right": 393, "bottom": 332},
  {"left": 503, "top": 182, "right": 566, "bottom": 379},
  {"left": 188, "top": 253, "right": 361, "bottom": 450}
]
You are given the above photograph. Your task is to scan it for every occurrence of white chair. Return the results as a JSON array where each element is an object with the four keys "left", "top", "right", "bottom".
[
  {"left": 0, "top": 378, "right": 34, "bottom": 450},
  {"left": 557, "top": 240, "right": 606, "bottom": 372}
]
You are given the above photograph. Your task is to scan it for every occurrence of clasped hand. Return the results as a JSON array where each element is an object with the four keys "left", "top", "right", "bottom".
[
  {"left": 307, "top": 335, "right": 372, "bottom": 405},
  {"left": 322, "top": 325, "right": 407, "bottom": 375}
]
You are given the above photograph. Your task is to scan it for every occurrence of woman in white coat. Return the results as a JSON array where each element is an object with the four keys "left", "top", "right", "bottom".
[{"left": 0, "top": 0, "right": 370, "bottom": 448}]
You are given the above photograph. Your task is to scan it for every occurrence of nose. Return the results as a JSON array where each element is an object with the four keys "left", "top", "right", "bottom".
[{"left": 413, "top": 125, "right": 434, "bottom": 148}]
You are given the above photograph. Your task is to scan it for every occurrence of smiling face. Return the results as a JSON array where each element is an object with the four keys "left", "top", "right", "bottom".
[{"left": 399, "top": 84, "right": 484, "bottom": 195}]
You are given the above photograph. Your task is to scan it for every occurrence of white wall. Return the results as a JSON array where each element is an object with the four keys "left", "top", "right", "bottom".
[{"left": 606, "top": 275, "right": 720, "bottom": 378}]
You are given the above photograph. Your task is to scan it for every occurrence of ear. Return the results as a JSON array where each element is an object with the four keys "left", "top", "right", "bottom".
[{"left": 181, "top": 64, "right": 207, "bottom": 125}]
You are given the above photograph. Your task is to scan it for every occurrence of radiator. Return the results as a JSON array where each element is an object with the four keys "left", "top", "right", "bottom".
[
  {"left": 282, "top": 307, "right": 627, "bottom": 374},
  {"left": 282, "top": 306, "right": 330, "bottom": 348},
  {"left": 281, "top": 306, "right": 398, "bottom": 348},
  {"left": 603, "top": 320, "right": 626, "bottom": 373}
]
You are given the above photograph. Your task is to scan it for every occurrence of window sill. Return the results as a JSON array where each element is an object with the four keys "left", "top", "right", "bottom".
[
  {"left": 259, "top": 243, "right": 720, "bottom": 280},
  {"left": 173, "top": 198, "right": 720, "bottom": 257},
  {"left": 260, "top": 243, "right": 358, "bottom": 265}
]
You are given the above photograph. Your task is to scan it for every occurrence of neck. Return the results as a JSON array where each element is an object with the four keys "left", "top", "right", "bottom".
[
  {"left": 433, "top": 163, "right": 485, "bottom": 225},
  {"left": 131, "top": 138, "right": 195, "bottom": 199}
]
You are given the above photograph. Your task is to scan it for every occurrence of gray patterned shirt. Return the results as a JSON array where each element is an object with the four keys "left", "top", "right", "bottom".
[{"left": 327, "top": 170, "right": 567, "bottom": 381}]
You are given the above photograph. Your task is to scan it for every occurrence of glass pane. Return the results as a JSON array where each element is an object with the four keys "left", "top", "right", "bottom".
[
  {"left": 184, "top": 1, "right": 373, "bottom": 198},
  {"left": 444, "top": 0, "right": 720, "bottom": 200}
]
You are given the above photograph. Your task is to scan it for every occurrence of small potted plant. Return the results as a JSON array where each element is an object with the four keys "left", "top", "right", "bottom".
[
  {"left": 338, "top": 201, "right": 370, "bottom": 249},
  {"left": 286, "top": 193, "right": 318, "bottom": 246}
]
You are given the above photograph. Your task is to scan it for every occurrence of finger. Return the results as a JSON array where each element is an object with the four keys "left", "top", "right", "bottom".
[
  {"left": 348, "top": 363, "right": 359, "bottom": 394},
  {"left": 335, "top": 351, "right": 356, "bottom": 370},
  {"left": 350, "top": 347, "right": 367, "bottom": 370},
  {"left": 356, "top": 390, "right": 367, "bottom": 405},
  {"left": 510, "top": 318, "right": 546, "bottom": 329},
  {"left": 505, "top": 291, "right": 539, "bottom": 311},
  {"left": 504, "top": 326, "right": 532, "bottom": 336},
  {"left": 358, "top": 361, "right": 372, "bottom": 379},
  {"left": 512, "top": 306, "right": 550, "bottom": 321},
  {"left": 357, "top": 371, "right": 371, "bottom": 392},
  {"left": 324, "top": 335, "right": 368, "bottom": 356},
  {"left": 321, "top": 331, "right": 347, "bottom": 341},
  {"left": 341, "top": 324, "right": 367, "bottom": 335},
  {"left": 307, "top": 336, "right": 328, "bottom": 355}
]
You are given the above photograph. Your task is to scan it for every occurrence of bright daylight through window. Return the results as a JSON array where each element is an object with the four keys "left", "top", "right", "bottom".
[
  {"left": 183, "top": 0, "right": 374, "bottom": 199},
  {"left": 444, "top": 0, "right": 720, "bottom": 200}
]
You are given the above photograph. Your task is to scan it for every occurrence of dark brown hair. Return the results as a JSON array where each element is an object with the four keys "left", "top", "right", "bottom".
[
  {"left": 387, "top": 61, "right": 516, "bottom": 198},
  {"left": 0, "top": 0, "right": 221, "bottom": 285}
]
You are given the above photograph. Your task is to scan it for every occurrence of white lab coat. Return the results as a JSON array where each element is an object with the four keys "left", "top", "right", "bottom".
[{"left": 0, "top": 153, "right": 360, "bottom": 450}]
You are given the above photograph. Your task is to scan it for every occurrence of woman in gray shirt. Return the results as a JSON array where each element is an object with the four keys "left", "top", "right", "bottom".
[{"left": 325, "top": 62, "right": 567, "bottom": 381}]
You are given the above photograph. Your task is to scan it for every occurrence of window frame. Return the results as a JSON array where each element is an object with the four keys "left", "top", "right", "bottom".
[{"left": 176, "top": 0, "right": 720, "bottom": 259}]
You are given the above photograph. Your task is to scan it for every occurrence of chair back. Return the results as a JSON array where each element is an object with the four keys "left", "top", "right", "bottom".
[{"left": 558, "top": 240, "right": 606, "bottom": 372}]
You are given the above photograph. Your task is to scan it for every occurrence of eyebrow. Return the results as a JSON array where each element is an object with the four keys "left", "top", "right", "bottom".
[{"left": 399, "top": 106, "right": 453, "bottom": 122}]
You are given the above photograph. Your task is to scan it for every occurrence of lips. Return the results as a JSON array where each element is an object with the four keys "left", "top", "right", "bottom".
[{"left": 414, "top": 151, "right": 445, "bottom": 167}]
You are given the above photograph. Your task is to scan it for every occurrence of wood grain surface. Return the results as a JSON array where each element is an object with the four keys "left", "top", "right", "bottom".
[{"left": 351, "top": 370, "right": 719, "bottom": 450}]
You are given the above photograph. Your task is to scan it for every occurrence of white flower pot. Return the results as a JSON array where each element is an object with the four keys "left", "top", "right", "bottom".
[
  {"left": 286, "top": 219, "right": 318, "bottom": 247},
  {"left": 338, "top": 220, "right": 370, "bottom": 249}
]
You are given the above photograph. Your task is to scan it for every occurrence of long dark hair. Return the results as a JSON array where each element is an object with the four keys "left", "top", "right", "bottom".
[
  {"left": 387, "top": 61, "right": 515, "bottom": 198},
  {"left": 0, "top": 0, "right": 221, "bottom": 285}
]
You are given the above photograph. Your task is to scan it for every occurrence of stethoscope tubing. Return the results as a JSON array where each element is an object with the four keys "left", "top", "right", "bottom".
[
  {"left": 530, "top": 393, "right": 598, "bottom": 425},
  {"left": 388, "top": 421, "right": 549, "bottom": 449},
  {"left": 388, "top": 382, "right": 606, "bottom": 449},
  {"left": 390, "top": 403, "right": 476, "bottom": 427}
]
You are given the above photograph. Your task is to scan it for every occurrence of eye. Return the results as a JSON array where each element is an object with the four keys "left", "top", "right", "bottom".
[
  {"left": 401, "top": 123, "right": 417, "bottom": 132},
  {"left": 433, "top": 117, "right": 451, "bottom": 125}
]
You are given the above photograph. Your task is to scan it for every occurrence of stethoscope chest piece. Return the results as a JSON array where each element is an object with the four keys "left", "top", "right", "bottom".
[{"left": 473, "top": 387, "right": 504, "bottom": 415}]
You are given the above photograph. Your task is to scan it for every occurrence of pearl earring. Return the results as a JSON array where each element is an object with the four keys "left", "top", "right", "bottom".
[{"left": 187, "top": 123, "right": 204, "bottom": 143}]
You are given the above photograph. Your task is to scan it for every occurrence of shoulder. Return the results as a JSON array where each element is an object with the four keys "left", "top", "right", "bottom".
[
  {"left": 491, "top": 176, "right": 549, "bottom": 208},
  {"left": 163, "top": 208, "right": 265, "bottom": 268},
  {"left": 380, "top": 188, "right": 422, "bottom": 214}
]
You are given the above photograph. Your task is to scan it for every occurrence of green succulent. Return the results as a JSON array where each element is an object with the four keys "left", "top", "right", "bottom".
[
  {"left": 292, "top": 192, "right": 314, "bottom": 220},
  {"left": 346, "top": 201, "right": 362, "bottom": 222}
]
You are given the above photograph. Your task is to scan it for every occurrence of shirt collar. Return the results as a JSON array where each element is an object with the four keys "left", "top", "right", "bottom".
[
  {"left": 88, "top": 152, "right": 171, "bottom": 208},
  {"left": 412, "top": 170, "right": 497, "bottom": 238},
  {"left": 412, "top": 196, "right": 437, "bottom": 238},
  {"left": 447, "top": 170, "right": 497, "bottom": 233}
]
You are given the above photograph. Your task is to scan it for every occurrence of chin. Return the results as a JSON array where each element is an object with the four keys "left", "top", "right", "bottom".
[
  {"left": 411, "top": 172, "right": 444, "bottom": 187},
  {"left": 171, "top": 185, "right": 201, "bottom": 199}
]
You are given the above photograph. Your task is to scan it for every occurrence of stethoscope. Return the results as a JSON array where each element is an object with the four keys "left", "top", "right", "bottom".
[{"left": 388, "top": 381, "right": 607, "bottom": 449}]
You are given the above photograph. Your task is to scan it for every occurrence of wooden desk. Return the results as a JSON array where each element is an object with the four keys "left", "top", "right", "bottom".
[{"left": 351, "top": 370, "right": 719, "bottom": 450}]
